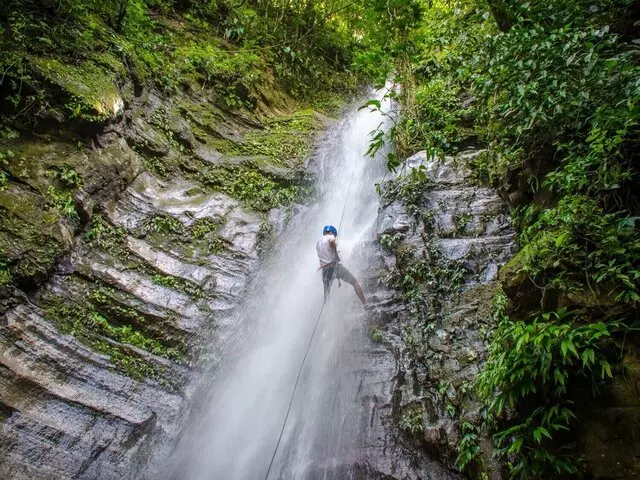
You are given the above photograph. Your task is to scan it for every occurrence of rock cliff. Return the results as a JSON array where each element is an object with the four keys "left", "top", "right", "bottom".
[
  {"left": 359, "top": 150, "right": 515, "bottom": 478},
  {"left": 0, "top": 74, "right": 328, "bottom": 478}
]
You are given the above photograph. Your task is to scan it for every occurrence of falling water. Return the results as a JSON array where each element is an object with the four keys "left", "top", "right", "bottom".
[{"left": 168, "top": 91, "right": 392, "bottom": 480}]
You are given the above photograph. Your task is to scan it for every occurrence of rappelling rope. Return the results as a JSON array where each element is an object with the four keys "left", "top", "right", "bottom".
[{"left": 263, "top": 166, "right": 356, "bottom": 480}]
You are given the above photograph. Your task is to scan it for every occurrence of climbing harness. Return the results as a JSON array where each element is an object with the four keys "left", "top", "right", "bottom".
[{"left": 263, "top": 167, "right": 356, "bottom": 480}]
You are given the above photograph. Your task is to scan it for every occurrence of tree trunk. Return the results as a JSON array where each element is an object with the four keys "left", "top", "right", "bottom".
[
  {"left": 486, "top": 0, "right": 513, "bottom": 33},
  {"left": 114, "top": 0, "right": 128, "bottom": 33}
]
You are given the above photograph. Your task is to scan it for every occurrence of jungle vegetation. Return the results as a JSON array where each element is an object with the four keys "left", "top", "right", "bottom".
[
  {"left": 360, "top": 0, "right": 640, "bottom": 478},
  {"left": 2, "top": 0, "right": 639, "bottom": 478},
  {"left": 0, "top": 0, "right": 365, "bottom": 125}
]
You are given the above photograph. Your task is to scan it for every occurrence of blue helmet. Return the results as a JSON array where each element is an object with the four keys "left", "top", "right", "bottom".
[{"left": 323, "top": 225, "right": 337, "bottom": 236}]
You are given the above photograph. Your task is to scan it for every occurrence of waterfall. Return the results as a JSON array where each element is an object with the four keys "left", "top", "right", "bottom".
[{"left": 167, "top": 93, "right": 392, "bottom": 479}]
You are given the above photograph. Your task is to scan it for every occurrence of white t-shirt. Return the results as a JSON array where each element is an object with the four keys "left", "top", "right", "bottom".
[{"left": 316, "top": 234, "right": 339, "bottom": 267}]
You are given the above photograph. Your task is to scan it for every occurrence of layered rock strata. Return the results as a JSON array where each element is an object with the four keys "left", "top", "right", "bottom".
[{"left": 0, "top": 85, "right": 323, "bottom": 479}]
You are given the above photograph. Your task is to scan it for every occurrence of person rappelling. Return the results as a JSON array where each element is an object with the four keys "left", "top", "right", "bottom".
[{"left": 316, "top": 225, "right": 367, "bottom": 306}]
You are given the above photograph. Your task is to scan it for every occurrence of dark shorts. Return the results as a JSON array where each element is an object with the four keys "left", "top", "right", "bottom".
[{"left": 321, "top": 263, "right": 357, "bottom": 293}]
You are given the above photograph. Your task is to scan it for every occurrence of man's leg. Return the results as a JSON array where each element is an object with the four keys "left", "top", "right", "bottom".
[
  {"left": 335, "top": 264, "right": 366, "bottom": 306},
  {"left": 322, "top": 266, "right": 334, "bottom": 301}
]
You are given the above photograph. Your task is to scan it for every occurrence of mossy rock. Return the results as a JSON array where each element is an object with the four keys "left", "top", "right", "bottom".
[
  {"left": 253, "top": 74, "right": 297, "bottom": 117},
  {"left": 126, "top": 117, "right": 172, "bottom": 157},
  {"left": 29, "top": 56, "right": 124, "bottom": 122},
  {"left": 2, "top": 140, "right": 79, "bottom": 192},
  {"left": 498, "top": 247, "right": 542, "bottom": 313},
  {"left": 0, "top": 141, "right": 82, "bottom": 285},
  {"left": 0, "top": 185, "right": 72, "bottom": 285},
  {"left": 235, "top": 110, "right": 322, "bottom": 168},
  {"left": 556, "top": 284, "right": 620, "bottom": 314},
  {"left": 0, "top": 136, "right": 140, "bottom": 286},
  {"left": 75, "top": 137, "right": 141, "bottom": 214},
  {"left": 498, "top": 248, "right": 527, "bottom": 289}
]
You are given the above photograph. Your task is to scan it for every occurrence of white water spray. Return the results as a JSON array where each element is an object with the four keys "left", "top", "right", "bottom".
[{"left": 171, "top": 92, "right": 391, "bottom": 480}]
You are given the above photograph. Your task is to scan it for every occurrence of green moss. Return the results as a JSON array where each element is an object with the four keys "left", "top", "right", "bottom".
[
  {"left": 138, "top": 151, "right": 180, "bottom": 179},
  {"left": 150, "top": 272, "right": 203, "bottom": 298},
  {"left": 370, "top": 326, "right": 384, "bottom": 342},
  {"left": 188, "top": 217, "right": 228, "bottom": 254},
  {"left": 0, "top": 186, "right": 70, "bottom": 284},
  {"left": 191, "top": 217, "right": 221, "bottom": 239},
  {"left": 30, "top": 56, "right": 123, "bottom": 121},
  {"left": 143, "top": 214, "right": 184, "bottom": 235},
  {"left": 0, "top": 258, "right": 11, "bottom": 286},
  {"left": 0, "top": 170, "right": 8, "bottom": 190},
  {"left": 93, "top": 340, "right": 168, "bottom": 384},
  {"left": 238, "top": 111, "right": 318, "bottom": 167},
  {"left": 148, "top": 105, "right": 191, "bottom": 153},
  {"left": 89, "top": 286, "right": 149, "bottom": 325},
  {"left": 0, "top": 148, "right": 13, "bottom": 191},
  {"left": 196, "top": 163, "right": 298, "bottom": 211},
  {"left": 43, "top": 296, "right": 186, "bottom": 384},
  {"left": 207, "top": 236, "right": 228, "bottom": 255},
  {"left": 177, "top": 98, "right": 229, "bottom": 144},
  {"left": 498, "top": 248, "right": 529, "bottom": 290},
  {"left": 85, "top": 215, "right": 128, "bottom": 256},
  {"left": 91, "top": 51, "right": 127, "bottom": 78}
]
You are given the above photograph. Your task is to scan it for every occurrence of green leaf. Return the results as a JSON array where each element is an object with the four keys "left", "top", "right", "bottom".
[
  {"left": 359, "top": 99, "right": 382, "bottom": 111},
  {"left": 581, "top": 348, "right": 595, "bottom": 367},
  {"left": 387, "top": 152, "right": 400, "bottom": 172},
  {"left": 508, "top": 437, "right": 524, "bottom": 454}
]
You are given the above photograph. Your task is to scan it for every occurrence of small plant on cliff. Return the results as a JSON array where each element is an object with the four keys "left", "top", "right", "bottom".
[
  {"left": 476, "top": 292, "right": 617, "bottom": 478},
  {"left": 370, "top": 326, "right": 384, "bottom": 343},
  {"left": 43, "top": 167, "right": 82, "bottom": 220},
  {"left": 399, "top": 405, "right": 425, "bottom": 437},
  {"left": 150, "top": 272, "right": 203, "bottom": 298},
  {"left": 380, "top": 164, "right": 432, "bottom": 219},
  {"left": 379, "top": 232, "right": 403, "bottom": 251},
  {"left": 0, "top": 169, "right": 8, "bottom": 190},
  {"left": 45, "top": 185, "right": 78, "bottom": 220},
  {"left": 0, "top": 149, "right": 13, "bottom": 191},
  {"left": 45, "top": 297, "right": 184, "bottom": 384},
  {"left": 200, "top": 165, "right": 298, "bottom": 211},
  {"left": 152, "top": 274, "right": 180, "bottom": 289},
  {"left": 144, "top": 214, "right": 184, "bottom": 235},
  {"left": 0, "top": 258, "right": 11, "bottom": 286},
  {"left": 456, "top": 421, "right": 481, "bottom": 472},
  {"left": 86, "top": 215, "right": 127, "bottom": 250},
  {"left": 238, "top": 112, "right": 317, "bottom": 167},
  {"left": 191, "top": 217, "right": 220, "bottom": 239}
]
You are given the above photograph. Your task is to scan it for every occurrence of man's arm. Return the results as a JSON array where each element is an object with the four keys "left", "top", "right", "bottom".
[{"left": 328, "top": 236, "right": 340, "bottom": 261}]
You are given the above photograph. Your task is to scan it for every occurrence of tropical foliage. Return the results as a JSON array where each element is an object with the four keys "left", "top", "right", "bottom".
[
  {"left": 0, "top": 0, "right": 364, "bottom": 125},
  {"left": 2, "top": 0, "right": 640, "bottom": 476},
  {"left": 358, "top": 0, "right": 640, "bottom": 477}
]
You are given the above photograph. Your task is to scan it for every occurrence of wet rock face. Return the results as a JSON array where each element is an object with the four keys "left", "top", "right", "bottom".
[
  {"left": 359, "top": 150, "right": 516, "bottom": 479},
  {"left": 0, "top": 83, "right": 321, "bottom": 478},
  {"left": 0, "top": 169, "right": 263, "bottom": 480}
]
